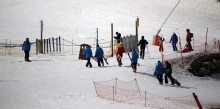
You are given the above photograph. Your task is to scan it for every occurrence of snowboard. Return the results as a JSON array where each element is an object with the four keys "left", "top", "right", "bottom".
[
  {"left": 127, "top": 52, "right": 135, "bottom": 72},
  {"left": 173, "top": 78, "right": 181, "bottom": 86},
  {"left": 103, "top": 57, "right": 109, "bottom": 65},
  {"left": 92, "top": 56, "right": 98, "bottom": 62}
]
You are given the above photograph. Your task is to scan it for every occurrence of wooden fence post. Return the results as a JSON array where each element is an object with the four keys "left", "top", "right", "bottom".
[
  {"left": 111, "top": 23, "right": 113, "bottom": 57},
  {"left": 56, "top": 38, "right": 58, "bottom": 52},
  {"left": 36, "top": 39, "right": 38, "bottom": 55},
  {"left": 44, "top": 39, "right": 46, "bottom": 54},
  {"left": 49, "top": 38, "right": 51, "bottom": 52},
  {"left": 47, "top": 39, "right": 48, "bottom": 53},
  {"left": 59, "top": 36, "right": 61, "bottom": 52},
  {"left": 52, "top": 37, "right": 55, "bottom": 52}
]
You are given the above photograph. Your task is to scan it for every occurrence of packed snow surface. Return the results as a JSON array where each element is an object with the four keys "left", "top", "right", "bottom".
[{"left": 0, "top": 0, "right": 220, "bottom": 109}]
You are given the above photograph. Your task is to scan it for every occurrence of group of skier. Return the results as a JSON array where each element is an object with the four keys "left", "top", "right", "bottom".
[
  {"left": 21, "top": 29, "right": 190, "bottom": 86},
  {"left": 159, "top": 29, "right": 193, "bottom": 53}
]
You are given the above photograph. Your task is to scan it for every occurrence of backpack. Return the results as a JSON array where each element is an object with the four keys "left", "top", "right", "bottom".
[{"left": 190, "top": 33, "right": 193, "bottom": 38}]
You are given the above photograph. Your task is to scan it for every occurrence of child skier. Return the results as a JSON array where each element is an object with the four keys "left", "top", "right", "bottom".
[
  {"left": 95, "top": 45, "right": 104, "bottom": 67},
  {"left": 82, "top": 46, "right": 92, "bottom": 68},
  {"left": 154, "top": 61, "right": 164, "bottom": 85},
  {"left": 159, "top": 37, "right": 165, "bottom": 52},
  {"left": 131, "top": 49, "right": 139, "bottom": 73}
]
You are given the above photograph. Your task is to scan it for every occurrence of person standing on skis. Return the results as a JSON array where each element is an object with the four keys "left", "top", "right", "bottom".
[
  {"left": 138, "top": 36, "right": 148, "bottom": 59},
  {"left": 164, "top": 61, "right": 174, "bottom": 85},
  {"left": 116, "top": 42, "right": 125, "bottom": 66},
  {"left": 169, "top": 32, "right": 178, "bottom": 51},
  {"left": 82, "top": 45, "right": 92, "bottom": 68},
  {"left": 154, "top": 61, "right": 164, "bottom": 85},
  {"left": 95, "top": 45, "right": 104, "bottom": 67},
  {"left": 131, "top": 49, "right": 139, "bottom": 73}
]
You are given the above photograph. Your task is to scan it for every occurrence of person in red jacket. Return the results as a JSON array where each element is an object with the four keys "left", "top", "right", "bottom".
[
  {"left": 186, "top": 29, "right": 192, "bottom": 51},
  {"left": 116, "top": 42, "right": 125, "bottom": 66}
]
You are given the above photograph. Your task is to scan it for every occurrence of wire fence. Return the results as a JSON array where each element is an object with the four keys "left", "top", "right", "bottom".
[
  {"left": 94, "top": 78, "right": 197, "bottom": 109},
  {"left": 0, "top": 39, "right": 36, "bottom": 57}
]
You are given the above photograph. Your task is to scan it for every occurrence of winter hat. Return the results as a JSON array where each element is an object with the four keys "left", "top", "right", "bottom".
[
  {"left": 186, "top": 29, "right": 190, "bottom": 32},
  {"left": 120, "top": 42, "right": 122, "bottom": 45}
]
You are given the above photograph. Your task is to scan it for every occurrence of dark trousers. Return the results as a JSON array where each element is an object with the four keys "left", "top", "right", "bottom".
[
  {"left": 172, "top": 42, "right": 178, "bottom": 51},
  {"left": 24, "top": 51, "right": 30, "bottom": 61},
  {"left": 187, "top": 41, "right": 192, "bottom": 51},
  {"left": 157, "top": 75, "right": 163, "bottom": 84},
  {"left": 165, "top": 73, "right": 174, "bottom": 84},
  {"left": 140, "top": 47, "right": 145, "bottom": 59},
  {"left": 86, "top": 58, "right": 92, "bottom": 67},
  {"left": 98, "top": 58, "right": 104, "bottom": 67},
  {"left": 131, "top": 62, "right": 137, "bottom": 70}
]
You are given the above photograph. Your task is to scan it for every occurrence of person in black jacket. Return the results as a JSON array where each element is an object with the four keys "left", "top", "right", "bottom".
[
  {"left": 164, "top": 61, "right": 174, "bottom": 85},
  {"left": 114, "top": 32, "right": 121, "bottom": 42},
  {"left": 138, "top": 36, "right": 148, "bottom": 59}
]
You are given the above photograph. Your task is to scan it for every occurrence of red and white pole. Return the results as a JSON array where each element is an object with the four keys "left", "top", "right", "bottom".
[
  {"left": 204, "top": 27, "right": 208, "bottom": 55},
  {"left": 193, "top": 93, "right": 203, "bottom": 109},
  {"left": 179, "top": 36, "right": 184, "bottom": 69}
]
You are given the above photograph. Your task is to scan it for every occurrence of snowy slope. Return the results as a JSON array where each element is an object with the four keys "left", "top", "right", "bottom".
[
  {"left": 0, "top": 0, "right": 219, "bottom": 41},
  {"left": 0, "top": 0, "right": 220, "bottom": 109}
]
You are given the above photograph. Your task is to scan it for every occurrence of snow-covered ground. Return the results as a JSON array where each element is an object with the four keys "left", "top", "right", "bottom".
[{"left": 0, "top": 0, "right": 220, "bottom": 109}]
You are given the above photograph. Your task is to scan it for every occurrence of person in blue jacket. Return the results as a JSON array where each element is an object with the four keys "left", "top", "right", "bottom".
[
  {"left": 82, "top": 45, "right": 92, "bottom": 68},
  {"left": 95, "top": 45, "right": 104, "bottom": 67},
  {"left": 22, "top": 38, "right": 31, "bottom": 61},
  {"left": 154, "top": 61, "right": 164, "bottom": 85},
  {"left": 169, "top": 32, "right": 178, "bottom": 51},
  {"left": 132, "top": 49, "right": 139, "bottom": 72}
]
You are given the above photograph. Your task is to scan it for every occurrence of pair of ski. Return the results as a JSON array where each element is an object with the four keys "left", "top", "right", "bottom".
[
  {"left": 92, "top": 56, "right": 108, "bottom": 65},
  {"left": 127, "top": 52, "right": 136, "bottom": 73}
]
